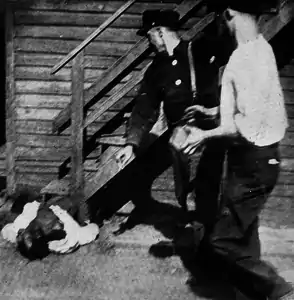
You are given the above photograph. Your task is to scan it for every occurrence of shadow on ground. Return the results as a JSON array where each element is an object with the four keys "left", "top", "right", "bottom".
[{"left": 111, "top": 200, "right": 245, "bottom": 300}]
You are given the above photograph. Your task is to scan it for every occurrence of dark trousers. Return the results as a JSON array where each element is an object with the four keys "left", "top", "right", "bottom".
[
  {"left": 200, "top": 142, "right": 289, "bottom": 299},
  {"left": 130, "top": 136, "right": 172, "bottom": 208},
  {"left": 170, "top": 139, "right": 226, "bottom": 227},
  {"left": 169, "top": 144, "right": 190, "bottom": 210}
]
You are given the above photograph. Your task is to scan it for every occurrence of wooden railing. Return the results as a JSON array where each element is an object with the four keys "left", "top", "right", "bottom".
[
  {"left": 5, "top": 0, "right": 291, "bottom": 197},
  {"left": 50, "top": 0, "right": 138, "bottom": 196},
  {"left": 52, "top": 0, "right": 203, "bottom": 133},
  {"left": 50, "top": 0, "right": 137, "bottom": 75},
  {"left": 40, "top": 10, "right": 217, "bottom": 198},
  {"left": 49, "top": 0, "right": 204, "bottom": 197}
]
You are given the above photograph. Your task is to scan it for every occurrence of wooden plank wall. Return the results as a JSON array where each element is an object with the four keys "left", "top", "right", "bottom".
[
  {"left": 3, "top": 0, "right": 192, "bottom": 188},
  {"left": 0, "top": 5, "right": 5, "bottom": 146},
  {"left": 2, "top": 0, "right": 294, "bottom": 217}
]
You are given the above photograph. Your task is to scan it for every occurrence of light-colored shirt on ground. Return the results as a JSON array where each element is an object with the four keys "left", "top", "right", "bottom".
[
  {"left": 1, "top": 201, "right": 99, "bottom": 252},
  {"left": 221, "top": 34, "right": 288, "bottom": 146}
]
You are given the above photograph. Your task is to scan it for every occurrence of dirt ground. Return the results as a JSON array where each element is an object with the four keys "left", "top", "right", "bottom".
[{"left": 0, "top": 196, "right": 294, "bottom": 300}]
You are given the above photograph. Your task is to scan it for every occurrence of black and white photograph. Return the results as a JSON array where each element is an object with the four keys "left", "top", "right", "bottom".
[{"left": 0, "top": 0, "right": 294, "bottom": 299}]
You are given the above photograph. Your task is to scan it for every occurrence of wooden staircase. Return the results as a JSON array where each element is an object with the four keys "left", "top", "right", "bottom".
[
  {"left": 40, "top": 0, "right": 211, "bottom": 197},
  {"left": 39, "top": 0, "right": 294, "bottom": 205}
]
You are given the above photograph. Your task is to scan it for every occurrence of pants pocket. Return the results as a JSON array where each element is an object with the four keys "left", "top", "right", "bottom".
[{"left": 258, "top": 158, "right": 280, "bottom": 191}]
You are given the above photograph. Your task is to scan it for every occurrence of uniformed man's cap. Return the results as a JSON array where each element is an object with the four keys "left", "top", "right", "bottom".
[
  {"left": 137, "top": 10, "right": 180, "bottom": 36},
  {"left": 208, "top": 0, "right": 279, "bottom": 15}
]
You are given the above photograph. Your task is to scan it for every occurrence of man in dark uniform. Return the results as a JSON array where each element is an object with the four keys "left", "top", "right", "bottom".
[{"left": 116, "top": 10, "right": 233, "bottom": 231}]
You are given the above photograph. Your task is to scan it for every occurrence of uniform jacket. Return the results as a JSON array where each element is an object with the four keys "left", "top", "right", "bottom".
[{"left": 126, "top": 32, "right": 233, "bottom": 149}]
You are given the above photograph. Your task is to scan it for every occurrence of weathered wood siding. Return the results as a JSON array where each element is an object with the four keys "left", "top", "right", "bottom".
[
  {"left": 2, "top": 0, "right": 294, "bottom": 214},
  {"left": 4, "top": 0, "right": 190, "bottom": 187},
  {"left": 0, "top": 5, "right": 5, "bottom": 146}
]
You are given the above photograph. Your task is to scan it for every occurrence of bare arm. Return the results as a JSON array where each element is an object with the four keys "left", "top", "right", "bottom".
[
  {"left": 181, "top": 69, "right": 238, "bottom": 155},
  {"left": 203, "top": 73, "right": 238, "bottom": 139}
]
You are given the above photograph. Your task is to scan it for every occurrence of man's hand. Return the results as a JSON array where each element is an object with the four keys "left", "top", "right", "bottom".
[
  {"left": 115, "top": 145, "right": 134, "bottom": 169},
  {"left": 181, "top": 126, "right": 206, "bottom": 155},
  {"left": 183, "top": 105, "right": 218, "bottom": 122},
  {"left": 48, "top": 205, "right": 80, "bottom": 254}
]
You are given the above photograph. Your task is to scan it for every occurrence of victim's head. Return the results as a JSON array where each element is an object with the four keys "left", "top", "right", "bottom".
[{"left": 16, "top": 208, "right": 66, "bottom": 261}]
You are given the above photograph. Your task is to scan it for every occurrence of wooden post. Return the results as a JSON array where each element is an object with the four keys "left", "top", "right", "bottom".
[
  {"left": 70, "top": 51, "right": 84, "bottom": 195},
  {"left": 5, "top": 4, "right": 16, "bottom": 195}
]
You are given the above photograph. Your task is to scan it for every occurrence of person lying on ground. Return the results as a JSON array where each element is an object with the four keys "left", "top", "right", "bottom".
[{"left": 1, "top": 191, "right": 99, "bottom": 260}]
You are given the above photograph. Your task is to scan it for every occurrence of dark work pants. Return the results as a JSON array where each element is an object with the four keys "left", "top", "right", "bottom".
[
  {"left": 130, "top": 136, "right": 171, "bottom": 208},
  {"left": 199, "top": 142, "right": 290, "bottom": 299},
  {"left": 170, "top": 139, "right": 226, "bottom": 227},
  {"left": 169, "top": 144, "right": 190, "bottom": 210},
  {"left": 193, "top": 139, "right": 226, "bottom": 228}
]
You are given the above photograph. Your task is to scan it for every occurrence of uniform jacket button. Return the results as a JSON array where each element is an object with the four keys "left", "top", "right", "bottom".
[
  {"left": 210, "top": 56, "right": 216, "bottom": 63},
  {"left": 172, "top": 59, "right": 178, "bottom": 66},
  {"left": 222, "top": 207, "right": 230, "bottom": 216}
]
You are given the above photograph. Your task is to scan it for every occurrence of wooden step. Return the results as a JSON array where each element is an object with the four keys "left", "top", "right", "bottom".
[
  {"left": 41, "top": 124, "right": 127, "bottom": 196},
  {"left": 40, "top": 145, "right": 128, "bottom": 196},
  {"left": 97, "top": 134, "right": 126, "bottom": 146},
  {"left": 40, "top": 177, "right": 70, "bottom": 196},
  {"left": 41, "top": 114, "right": 166, "bottom": 196},
  {"left": 85, "top": 113, "right": 168, "bottom": 200},
  {"left": 41, "top": 11, "right": 216, "bottom": 196}
]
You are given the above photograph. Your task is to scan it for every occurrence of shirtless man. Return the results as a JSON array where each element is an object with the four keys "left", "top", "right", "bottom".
[{"left": 180, "top": 1, "right": 292, "bottom": 299}]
